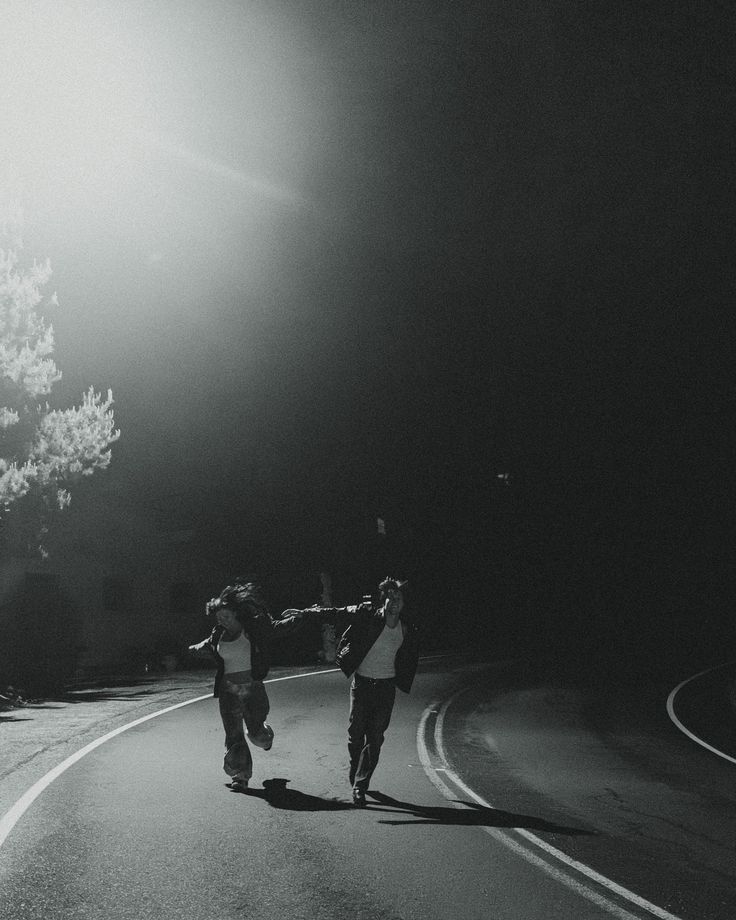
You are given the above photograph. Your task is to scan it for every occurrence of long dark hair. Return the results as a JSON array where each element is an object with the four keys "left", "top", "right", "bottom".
[{"left": 213, "top": 579, "right": 271, "bottom": 622}]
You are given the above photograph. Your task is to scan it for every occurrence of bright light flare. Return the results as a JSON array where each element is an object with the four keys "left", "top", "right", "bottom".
[
  {"left": 0, "top": 1, "right": 315, "bottom": 230},
  {"left": 1, "top": 3, "right": 157, "bottom": 212}
]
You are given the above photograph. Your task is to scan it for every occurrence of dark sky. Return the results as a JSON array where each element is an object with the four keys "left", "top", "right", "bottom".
[{"left": 3, "top": 1, "right": 736, "bottom": 588}]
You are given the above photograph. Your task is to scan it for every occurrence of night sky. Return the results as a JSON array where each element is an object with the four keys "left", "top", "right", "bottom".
[{"left": 3, "top": 2, "right": 736, "bottom": 629}]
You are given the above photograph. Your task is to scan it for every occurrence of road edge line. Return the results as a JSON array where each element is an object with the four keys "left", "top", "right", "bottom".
[
  {"left": 0, "top": 667, "right": 345, "bottom": 851},
  {"left": 0, "top": 693, "right": 212, "bottom": 849},
  {"left": 417, "top": 692, "right": 683, "bottom": 920},
  {"left": 666, "top": 662, "right": 736, "bottom": 766}
]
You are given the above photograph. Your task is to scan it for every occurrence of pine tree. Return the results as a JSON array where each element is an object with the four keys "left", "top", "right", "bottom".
[{"left": 0, "top": 218, "right": 120, "bottom": 556}]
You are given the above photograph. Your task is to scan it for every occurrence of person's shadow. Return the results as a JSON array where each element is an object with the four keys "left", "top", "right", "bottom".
[
  {"left": 229, "top": 778, "right": 354, "bottom": 811},
  {"left": 230, "top": 780, "right": 589, "bottom": 836},
  {"left": 366, "top": 790, "right": 591, "bottom": 836}
]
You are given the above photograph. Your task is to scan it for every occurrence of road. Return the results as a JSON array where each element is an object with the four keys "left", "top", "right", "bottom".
[{"left": 0, "top": 655, "right": 734, "bottom": 920}]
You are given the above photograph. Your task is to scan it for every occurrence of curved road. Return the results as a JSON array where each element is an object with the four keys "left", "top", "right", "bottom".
[{"left": 0, "top": 656, "right": 733, "bottom": 919}]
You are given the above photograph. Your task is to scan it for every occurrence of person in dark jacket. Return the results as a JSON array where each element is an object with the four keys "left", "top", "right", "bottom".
[
  {"left": 188, "top": 578, "right": 325, "bottom": 791},
  {"left": 334, "top": 576, "right": 419, "bottom": 807}
]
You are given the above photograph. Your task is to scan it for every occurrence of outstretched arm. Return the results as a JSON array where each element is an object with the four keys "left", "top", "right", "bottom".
[
  {"left": 265, "top": 602, "right": 371, "bottom": 641},
  {"left": 276, "top": 602, "right": 370, "bottom": 626},
  {"left": 268, "top": 608, "right": 310, "bottom": 637},
  {"left": 187, "top": 626, "right": 219, "bottom": 657}
]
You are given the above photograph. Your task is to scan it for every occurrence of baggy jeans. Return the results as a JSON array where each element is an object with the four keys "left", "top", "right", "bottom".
[
  {"left": 219, "top": 678, "right": 272, "bottom": 781},
  {"left": 348, "top": 674, "right": 396, "bottom": 791}
]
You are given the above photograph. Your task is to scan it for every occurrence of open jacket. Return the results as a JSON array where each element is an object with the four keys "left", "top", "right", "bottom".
[
  {"left": 332, "top": 605, "right": 420, "bottom": 693},
  {"left": 190, "top": 607, "right": 309, "bottom": 696}
]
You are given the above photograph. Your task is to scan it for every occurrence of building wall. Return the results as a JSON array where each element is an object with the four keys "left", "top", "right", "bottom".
[{"left": 0, "top": 478, "right": 230, "bottom": 685}]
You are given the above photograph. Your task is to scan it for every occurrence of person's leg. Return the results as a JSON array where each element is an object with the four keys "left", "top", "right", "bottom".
[
  {"left": 241, "top": 680, "right": 273, "bottom": 751},
  {"left": 347, "top": 676, "right": 370, "bottom": 788},
  {"left": 219, "top": 690, "right": 252, "bottom": 785},
  {"left": 353, "top": 680, "right": 396, "bottom": 793}
]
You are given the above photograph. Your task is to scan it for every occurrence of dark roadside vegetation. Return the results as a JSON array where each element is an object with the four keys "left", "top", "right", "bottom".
[{"left": 2, "top": 499, "right": 735, "bottom": 715}]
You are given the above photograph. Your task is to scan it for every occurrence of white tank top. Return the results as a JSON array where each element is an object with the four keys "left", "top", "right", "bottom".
[
  {"left": 357, "top": 622, "right": 403, "bottom": 679},
  {"left": 217, "top": 631, "right": 251, "bottom": 675}
]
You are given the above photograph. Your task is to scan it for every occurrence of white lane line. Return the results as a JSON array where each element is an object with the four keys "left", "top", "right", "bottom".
[
  {"left": 0, "top": 693, "right": 210, "bottom": 849},
  {"left": 0, "top": 667, "right": 344, "bottom": 850},
  {"left": 666, "top": 662, "right": 736, "bottom": 766},
  {"left": 0, "top": 655, "right": 499, "bottom": 852},
  {"left": 268, "top": 668, "right": 340, "bottom": 682},
  {"left": 417, "top": 694, "right": 684, "bottom": 920}
]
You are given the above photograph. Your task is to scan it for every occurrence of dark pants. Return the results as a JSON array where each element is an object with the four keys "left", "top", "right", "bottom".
[
  {"left": 348, "top": 674, "right": 396, "bottom": 791},
  {"left": 218, "top": 679, "right": 272, "bottom": 781}
]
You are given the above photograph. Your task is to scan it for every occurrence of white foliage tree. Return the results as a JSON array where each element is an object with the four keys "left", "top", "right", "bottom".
[{"left": 0, "top": 223, "right": 120, "bottom": 555}]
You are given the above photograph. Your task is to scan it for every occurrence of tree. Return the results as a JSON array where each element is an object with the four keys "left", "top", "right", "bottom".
[{"left": 0, "top": 217, "right": 120, "bottom": 556}]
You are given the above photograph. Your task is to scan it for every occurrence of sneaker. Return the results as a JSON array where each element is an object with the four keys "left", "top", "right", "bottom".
[
  {"left": 229, "top": 776, "right": 249, "bottom": 791},
  {"left": 352, "top": 787, "right": 366, "bottom": 808}
]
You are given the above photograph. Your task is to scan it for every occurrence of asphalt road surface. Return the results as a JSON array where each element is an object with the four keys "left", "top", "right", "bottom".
[{"left": 0, "top": 655, "right": 734, "bottom": 920}]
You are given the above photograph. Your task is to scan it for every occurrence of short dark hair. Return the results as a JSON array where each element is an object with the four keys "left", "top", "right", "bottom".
[{"left": 378, "top": 577, "right": 407, "bottom": 601}]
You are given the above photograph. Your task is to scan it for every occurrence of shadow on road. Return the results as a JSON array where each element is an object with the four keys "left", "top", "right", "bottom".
[
  {"left": 230, "top": 777, "right": 355, "bottom": 811},
  {"left": 40, "top": 685, "right": 188, "bottom": 705},
  {"left": 229, "top": 781, "right": 591, "bottom": 835},
  {"left": 1, "top": 679, "right": 181, "bottom": 709},
  {"left": 367, "top": 790, "right": 591, "bottom": 835}
]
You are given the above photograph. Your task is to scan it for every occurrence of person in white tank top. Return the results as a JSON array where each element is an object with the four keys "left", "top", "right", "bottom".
[
  {"left": 338, "top": 576, "right": 418, "bottom": 808},
  {"left": 212, "top": 606, "right": 274, "bottom": 789},
  {"left": 188, "top": 579, "right": 316, "bottom": 791}
]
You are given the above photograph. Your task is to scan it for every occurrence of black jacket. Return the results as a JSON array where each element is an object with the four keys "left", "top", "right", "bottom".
[
  {"left": 335, "top": 606, "right": 419, "bottom": 693},
  {"left": 191, "top": 607, "right": 308, "bottom": 696}
]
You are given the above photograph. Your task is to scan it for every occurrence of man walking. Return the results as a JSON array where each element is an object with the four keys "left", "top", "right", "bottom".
[{"left": 334, "top": 577, "right": 419, "bottom": 807}]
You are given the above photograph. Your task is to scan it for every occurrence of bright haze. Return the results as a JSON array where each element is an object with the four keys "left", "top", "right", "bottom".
[{"left": 2, "top": 1, "right": 734, "bottom": 613}]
